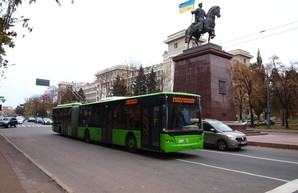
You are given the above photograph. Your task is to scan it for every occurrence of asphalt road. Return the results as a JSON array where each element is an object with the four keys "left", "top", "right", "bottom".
[{"left": 1, "top": 123, "right": 298, "bottom": 193}]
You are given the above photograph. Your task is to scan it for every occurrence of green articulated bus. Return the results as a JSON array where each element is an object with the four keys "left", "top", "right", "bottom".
[{"left": 52, "top": 92, "right": 204, "bottom": 153}]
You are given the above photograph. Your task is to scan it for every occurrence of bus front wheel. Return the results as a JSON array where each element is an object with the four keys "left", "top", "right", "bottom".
[{"left": 126, "top": 134, "right": 137, "bottom": 153}]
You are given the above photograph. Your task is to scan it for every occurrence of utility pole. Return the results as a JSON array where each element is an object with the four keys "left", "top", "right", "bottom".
[{"left": 266, "top": 74, "right": 271, "bottom": 129}]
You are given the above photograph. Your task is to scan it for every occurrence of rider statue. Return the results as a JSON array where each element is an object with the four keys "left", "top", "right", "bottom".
[{"left": 191, "top": 3, "right": 206, "bottom": 33}]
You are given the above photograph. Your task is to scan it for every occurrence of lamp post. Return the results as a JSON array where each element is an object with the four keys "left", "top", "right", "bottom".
[{"left": 265, "top": 72, "right": 271, "bottom": 129}]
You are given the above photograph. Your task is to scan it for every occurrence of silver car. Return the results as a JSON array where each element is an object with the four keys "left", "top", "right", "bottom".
[{"left": 203, "top": 119, "right": 247, "bottom": 151}]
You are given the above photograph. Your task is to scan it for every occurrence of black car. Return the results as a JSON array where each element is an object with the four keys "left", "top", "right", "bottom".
[
  {"left": 0, "top": 117, "right": 18, "bottom": 128},
  {"left": 35, "top": 117, "right": 43, "bottom": 124}
]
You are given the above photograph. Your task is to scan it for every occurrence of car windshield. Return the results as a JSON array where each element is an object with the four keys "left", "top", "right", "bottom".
[
  {"left": 165, "top": 103, "right": 201, "bottom": 132},
  {"left": 211, "top": 122, "right": 233, "bottom": 132}
]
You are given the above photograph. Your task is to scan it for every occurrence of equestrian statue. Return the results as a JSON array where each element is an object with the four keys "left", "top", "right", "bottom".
[{"left": 185, "top": 3, "right": 221, "bottom": 49}]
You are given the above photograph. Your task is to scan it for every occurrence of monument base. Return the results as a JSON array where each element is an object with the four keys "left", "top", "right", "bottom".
[{"left": 173, "top": 43, "right": 236, "bottom": 121}]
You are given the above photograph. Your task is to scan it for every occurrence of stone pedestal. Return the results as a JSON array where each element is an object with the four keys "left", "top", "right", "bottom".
[{"left": 173, "top": 43, "right": 236, "bottom": 121}]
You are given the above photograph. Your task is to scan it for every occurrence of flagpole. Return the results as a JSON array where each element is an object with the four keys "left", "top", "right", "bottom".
[{"left": 190, "top": 0, "right": 195, "bottom": 24}]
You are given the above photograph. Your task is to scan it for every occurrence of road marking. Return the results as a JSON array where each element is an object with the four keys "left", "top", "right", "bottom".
[
  {"left": 175, "top": 158, "right": 289, "bottom": 183},
  {"left": 17, "top": 124, "right": 51, "bottom": 128},
  {"left": 201, "top": 149, "right": 298, "bottom": 165},
  {"left": 265, "top": 179, "right": 298, "bottom": 193}
]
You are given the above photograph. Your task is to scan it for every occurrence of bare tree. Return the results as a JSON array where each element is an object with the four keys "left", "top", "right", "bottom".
[{"left": 268, "top": 56, "right": 298, "bottom": 128}]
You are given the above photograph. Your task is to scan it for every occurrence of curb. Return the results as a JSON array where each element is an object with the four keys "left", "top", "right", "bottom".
[
  {"left": 2, "top": 135, "right": 75, "bottom": 193},
  {"left": 248, "top": 141, "right": 298, "bottom": 150}
]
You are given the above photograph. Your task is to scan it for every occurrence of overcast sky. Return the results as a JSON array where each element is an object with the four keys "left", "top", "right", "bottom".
[{"left": 1, "top": 0, "right": 298, "bottom": 108}]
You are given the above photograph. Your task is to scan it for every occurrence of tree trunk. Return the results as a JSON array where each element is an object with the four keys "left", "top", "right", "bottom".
[
  {"left": 285, "top": 105, "right": 290, "bottom": 129},
  {"left": 249, "top": 105, "right": 254, "bottom": 127}
]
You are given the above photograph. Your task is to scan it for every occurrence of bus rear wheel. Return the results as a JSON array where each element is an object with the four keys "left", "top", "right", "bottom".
[
  {"left": 84, "top": 130, "right": 90, "bottom": 143},
  {"left": 126, "top": 134, "right": 137, "bottom": 153}
]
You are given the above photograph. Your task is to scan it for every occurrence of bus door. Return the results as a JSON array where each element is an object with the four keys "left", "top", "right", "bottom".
[
  {"left": 152, "top": 106, "right": 160, "bottom": 148},
  {"left": 71, "top": 106, "right": 79, "bottom": 138},
  {"left": 102, "top": 107, "right": 113, "bottom": 143},
  {"left": 62, "top": 108, "right": 71, "bottom": 136},
  {"left": 141, "top": 106, "right": 160, "bottom": 149}
]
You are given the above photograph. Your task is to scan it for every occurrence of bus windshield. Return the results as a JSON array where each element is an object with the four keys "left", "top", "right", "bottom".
[{"left": 165, "top": 103, "right": 201, "bottom": 132}]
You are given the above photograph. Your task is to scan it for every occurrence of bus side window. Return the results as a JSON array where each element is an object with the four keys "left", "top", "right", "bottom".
[
  {"left": 125, "top": 105, "right": 141, "bottom": 130},
  {"left": 113, "top": 107, "right": 122, "bottom": 129}
]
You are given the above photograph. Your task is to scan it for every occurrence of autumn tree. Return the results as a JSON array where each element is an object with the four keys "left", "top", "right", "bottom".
[
  {"left": 24, "top": 96, "right": 40, "bottom": 117},
  {"left": 232, "top": 60, "right": 265, "bottom": 125},
  {"left": 58, "top": 87, "right": 73, "bottom": 104},
  {"left": 249, "top": 51, "right": 266, "bottom": 120},
  {"left": 23, "top": 86, "right": 58, "bottom": 117},
  {"left": 232, "top": 75, "right": 247, "bottom": 121},
  {"left": 268, "top": 56, "right": 298, "bottom": 128}
]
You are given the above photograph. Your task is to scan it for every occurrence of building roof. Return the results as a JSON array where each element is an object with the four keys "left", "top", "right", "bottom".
[{"left": 228, "top": 49, "right": 253, "bottom": 59}]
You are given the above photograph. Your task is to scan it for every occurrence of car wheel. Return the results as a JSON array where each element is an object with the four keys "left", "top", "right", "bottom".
[{"left": 217, "top": 140, "right": 228, "bottom": 151}]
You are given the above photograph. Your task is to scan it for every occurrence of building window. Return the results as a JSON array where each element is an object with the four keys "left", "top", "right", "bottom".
[
  {"left": 244, "top": 58, "right": 247, "bottom": 63},
  {"left": 219, "top": 80, "right": 226, "bottom": 95},
  {"left": 174, "top": 43, "right": 178, "bottom": 48}
]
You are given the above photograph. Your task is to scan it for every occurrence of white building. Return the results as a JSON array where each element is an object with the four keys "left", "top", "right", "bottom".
[
  {"left": 228, "top": 49, "right": 253, "bottom": 65},
  {"left": 58, "top": 64, "right": 163, "bottom": 103},
  {"left": 58, "top": 30, "right": 253, "bottom": 104}
]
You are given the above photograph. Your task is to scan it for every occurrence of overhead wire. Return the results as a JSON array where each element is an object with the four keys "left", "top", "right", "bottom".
[
  {"left": 224, "top": 27, "right": 298, "bottom": 48},
  {"left": 219, "top": 21, "right": 298, "bottom": 47}
]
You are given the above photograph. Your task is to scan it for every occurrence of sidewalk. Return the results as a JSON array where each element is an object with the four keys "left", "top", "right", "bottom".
[
  {"left": 0, "top": 150, "right": 26, "bottom": 193},
  {"left": 247, "top": 133, "right": 298, "bottom": 150},
  {"left": 0, "top": 135, "right": 65, "bottom": 193}
]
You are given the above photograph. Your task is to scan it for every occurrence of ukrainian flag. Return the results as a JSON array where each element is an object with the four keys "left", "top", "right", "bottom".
[{"left": 179, "top": 0, "right": 195, "bottom": 13}]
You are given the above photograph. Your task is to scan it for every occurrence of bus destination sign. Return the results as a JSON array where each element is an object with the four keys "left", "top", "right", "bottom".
[
  {"left": 125, "top": 99, "right": 138, "bottom": 105},
  {"left": 172, "top": 97, "right": 195, "bottom": 104}
]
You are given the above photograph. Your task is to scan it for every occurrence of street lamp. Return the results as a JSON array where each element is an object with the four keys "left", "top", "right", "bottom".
[{"left": 265, "top": 69, "right": 271, "bottom": 129}]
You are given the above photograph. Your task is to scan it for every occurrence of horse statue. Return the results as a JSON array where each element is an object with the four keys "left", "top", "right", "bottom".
[{"left": 185, "top": 6, "right": 221, "bottom": 49}]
